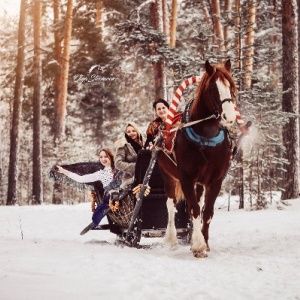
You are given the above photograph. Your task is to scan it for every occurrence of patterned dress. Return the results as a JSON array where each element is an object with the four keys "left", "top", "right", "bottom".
[{"left": 144, "top": 117, "right": 163, "bottom": 149}]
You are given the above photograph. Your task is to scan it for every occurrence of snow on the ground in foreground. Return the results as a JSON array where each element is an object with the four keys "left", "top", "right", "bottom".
[{"left": 0, "top": 196, "right": 299, "bottom": 300}]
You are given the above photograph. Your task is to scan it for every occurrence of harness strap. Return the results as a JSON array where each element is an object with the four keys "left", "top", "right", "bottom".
[
  {"left": 168, "top": 113, "right": 219, "bottom": 134},
  {"left": 161, "top": 150, "right": 177, "bottom": 166},
  {"left": 184, "top": 127, "right": 225, "bottom": 147},
  {"left": 182, "top": 113, "right": 219, "bottom": 128},
  {"left": 153, "top": 136, "right": 177, "bottom": 166}
]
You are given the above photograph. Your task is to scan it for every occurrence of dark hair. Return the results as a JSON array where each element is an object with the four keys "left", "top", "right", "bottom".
[
  {"left": 152, "top": 98, "right": 169, "bottom": 110},
  {"left": 98, "top": 148, "right": 115, "bottom": 171}
]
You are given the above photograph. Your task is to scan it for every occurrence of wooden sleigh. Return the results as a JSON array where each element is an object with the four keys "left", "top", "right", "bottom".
[
  {"left": 49, "top": 150, "right": 191, "bottom": 248},
  {"left": 91, "top": 149, "right": 191, "bottom": 247}
]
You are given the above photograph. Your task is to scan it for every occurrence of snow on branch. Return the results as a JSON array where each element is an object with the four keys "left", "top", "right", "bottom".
[{"left": 136, "top": 0, "right": 155, "bottom": 24}]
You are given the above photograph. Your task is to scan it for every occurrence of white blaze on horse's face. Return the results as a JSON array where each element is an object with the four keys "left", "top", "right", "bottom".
[{"left": 216, "top": 79, "right": 236, "bottom": 127}]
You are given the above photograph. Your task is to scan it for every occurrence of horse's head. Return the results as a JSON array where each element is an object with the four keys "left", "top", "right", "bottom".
[{"left": 193, "top": 60, "right": 237, "bottom": 128}]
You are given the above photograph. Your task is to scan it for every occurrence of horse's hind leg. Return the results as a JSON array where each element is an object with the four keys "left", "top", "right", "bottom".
[{"left": 165, "top": 198, "right": 178, "bottom": 247}]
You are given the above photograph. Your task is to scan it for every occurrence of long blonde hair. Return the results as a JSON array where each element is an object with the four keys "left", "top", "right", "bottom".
[{"left": 126, "top": 122, "right": 143, "bottom": 146}]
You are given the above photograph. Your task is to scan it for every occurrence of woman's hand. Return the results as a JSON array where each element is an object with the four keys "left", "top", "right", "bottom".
[{"left": 55, "top": 165, "right": 68, "bottom": 175}]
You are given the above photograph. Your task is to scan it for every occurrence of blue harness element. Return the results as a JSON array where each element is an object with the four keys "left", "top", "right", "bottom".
[{"left": 184, "top": 127, "right": 225, "bottom": 147}]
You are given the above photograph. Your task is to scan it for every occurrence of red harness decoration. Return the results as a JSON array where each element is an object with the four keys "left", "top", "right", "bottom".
[
  {"left": 164, "top": 112, "right": 182, "bottom": 153},
  {"left": 164, "top": 76, "right": 201, "bottom": 136}
]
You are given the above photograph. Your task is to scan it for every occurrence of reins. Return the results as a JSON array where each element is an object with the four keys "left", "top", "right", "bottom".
[
  {"left": 168, "top": 113, "right": 220, "bottom": 133},
  {"left": 164, "top": 87, "right": 234, "bottom": 134},
  {"left": 177, "top": 97, "right": 233, "bottom": 131}
]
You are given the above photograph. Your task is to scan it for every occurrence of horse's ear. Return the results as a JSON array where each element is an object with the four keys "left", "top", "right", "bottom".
[
  {"left": 205, "top": 60, "right": 214, "bottom": 76},
  {"left": 224, "top": 59, "right": 231, "bottom": 72}
]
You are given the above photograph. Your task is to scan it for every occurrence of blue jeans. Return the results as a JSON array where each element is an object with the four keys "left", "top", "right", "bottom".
[{"left": 92, "top": 194, "right": 110, "bottom": 226}]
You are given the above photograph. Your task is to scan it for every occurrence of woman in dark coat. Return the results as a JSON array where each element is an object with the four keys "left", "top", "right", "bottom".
[
  {"left": 144, "top": 99, "right": 169, "bottom": 149},
  {"left": 114, "top": 121, "right": 143, "bottom": 190}
]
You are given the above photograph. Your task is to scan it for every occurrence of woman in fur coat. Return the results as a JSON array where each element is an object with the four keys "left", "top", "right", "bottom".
[{"left": 114, "top": 122, "right": 143, "bottom": 190}]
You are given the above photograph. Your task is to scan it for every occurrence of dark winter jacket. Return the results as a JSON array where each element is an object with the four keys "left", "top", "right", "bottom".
[{"left": 114, "top": 134, "right": 142, "bottom": 190}]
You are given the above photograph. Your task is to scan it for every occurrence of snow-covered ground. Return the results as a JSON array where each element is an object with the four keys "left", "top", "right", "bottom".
[{"left": 0, "top": 196, "right": 299, "bottom": 300}]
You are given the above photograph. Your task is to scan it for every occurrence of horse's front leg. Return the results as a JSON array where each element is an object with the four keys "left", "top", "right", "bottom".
[
  {"left": 165, "top": 198, "right": 178, "bottom": 247},
  {"left": 181, "top": 178, "right": 207, "bottom": 257},
  {"left": 201, "top": 183, "right": 221, "bottom": 252},
  {"left": 195, "top": 183, "right": 205, "bottom": 212}
]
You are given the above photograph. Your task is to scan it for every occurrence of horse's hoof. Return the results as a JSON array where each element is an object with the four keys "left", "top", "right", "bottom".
[
  {"left": 165, "top": 238, "right": 179, "bottom": 249},
  {"left": 169, "top": 243, "right": 179, "bottom": 250},
  {"left": 193, "top": 250, "right": 208, "bottom": 258}
]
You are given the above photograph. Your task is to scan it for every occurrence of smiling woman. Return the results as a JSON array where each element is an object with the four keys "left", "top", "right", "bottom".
[{"left": 0, "top": 0, "right": 21, "bottom": 16}]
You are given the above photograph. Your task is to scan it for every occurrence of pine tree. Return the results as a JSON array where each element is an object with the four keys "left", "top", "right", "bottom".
[
  {"left": 281, "top": 0, "right": 300, "bottom": 199},
  {"left": 6, "top": 0, "right": 27, "bottom": 205},
  {"left": 32, "top": 0, "right": 43, "bottom": 205}
]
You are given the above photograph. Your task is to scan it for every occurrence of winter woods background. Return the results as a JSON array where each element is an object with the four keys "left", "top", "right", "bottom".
[{"left": 0, "top": 0, "right": 299, "bottom": 206}]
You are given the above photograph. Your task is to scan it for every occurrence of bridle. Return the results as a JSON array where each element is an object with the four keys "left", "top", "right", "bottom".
[
  {"left": 209, "top": 81, "right": 235, "bottom": 117},
  {"left": 161, "top": 74, "right": 236, "bottom": 135}
]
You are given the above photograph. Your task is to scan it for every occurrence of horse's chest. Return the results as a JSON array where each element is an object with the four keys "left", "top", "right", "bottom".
[{"left": 176, "top": 140, "right": 230, "bottom": 181}]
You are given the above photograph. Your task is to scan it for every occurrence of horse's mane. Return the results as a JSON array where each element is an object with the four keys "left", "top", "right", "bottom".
[{"left": 191, "top": 64, "right": 237, "bottom": 115}]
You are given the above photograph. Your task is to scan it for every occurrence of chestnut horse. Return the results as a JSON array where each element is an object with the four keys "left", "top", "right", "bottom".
[{"left": 158, "top": 60, "right": 237, "bottom": 257}]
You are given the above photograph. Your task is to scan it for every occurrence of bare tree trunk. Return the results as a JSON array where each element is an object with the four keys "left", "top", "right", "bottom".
[
  {"left": 53, "top": 0, "right": 62, "bottom": 139},
  {"left": 233, "top": 0, "right": 245, "bottom": 206},
  {"left": 298, "top": 0, "right": 300, "bottom": 164},
  {"left": 52, "top": 0, "right": 73, "bottom": 204},
  {"left": 52, "top": 0, "right": 63, "bottom": 204},
  {"left": 0, "top": 129, "right": 3, "bottom": 204},
  {"left": 281, "top": 0, "right": 300, "bottom": 200},
  {"left": 256, "top": 148, "right": 263, "bottom": 208},
  {"left": 249, "top": 161, "right": 253, "bottom": 208},
  {"left": 170, "top": 0, "right": 177, "bottom": 48},
  {"left": 96, "top": 0, "right": 103, "bottom": 42},
  {"left": 7, "top": 0, "right": 27, "bottom": 205},
  {"left": 32, "top": 0, "right": 43, "bottom": 205},
  {"left": 54, "top": 0, "right": 73, "bottom": 143},
  {"left": 201, "top": 1, "right": 211, "bottom": 25},
  {"left": 234, "top": 0, "right": 241, "bottom": 73},
  {"left": 298, "top": 0, "right": 300, "bottom": 120},
  {"left": 269, "top": 0, "right": 279, "bottom": 87},
  {"left": 243, "top": 0, "right": 256, "bottom": 90},
  {"left": 238, "top": 151, "right": 244, "bottom": 209},
  {"left": 150, "top": 0, "right": 165, "bottom": 100},
  {"left": 162, "top": 0, "right": 170, "bottom": 45},
  {"left": 167, "top": 0, "right": 177, "bottom": 101},
  {"left": 224, "top": 0, "right": 232, "bottom": 51},
  {"left": 211, "top": 0, "right": 225, "bottom": 52}
]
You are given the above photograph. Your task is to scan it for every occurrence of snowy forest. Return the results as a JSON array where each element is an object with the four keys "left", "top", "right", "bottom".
[{"left": 0, "top": 0, "right": 299, "bottom": 206}]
